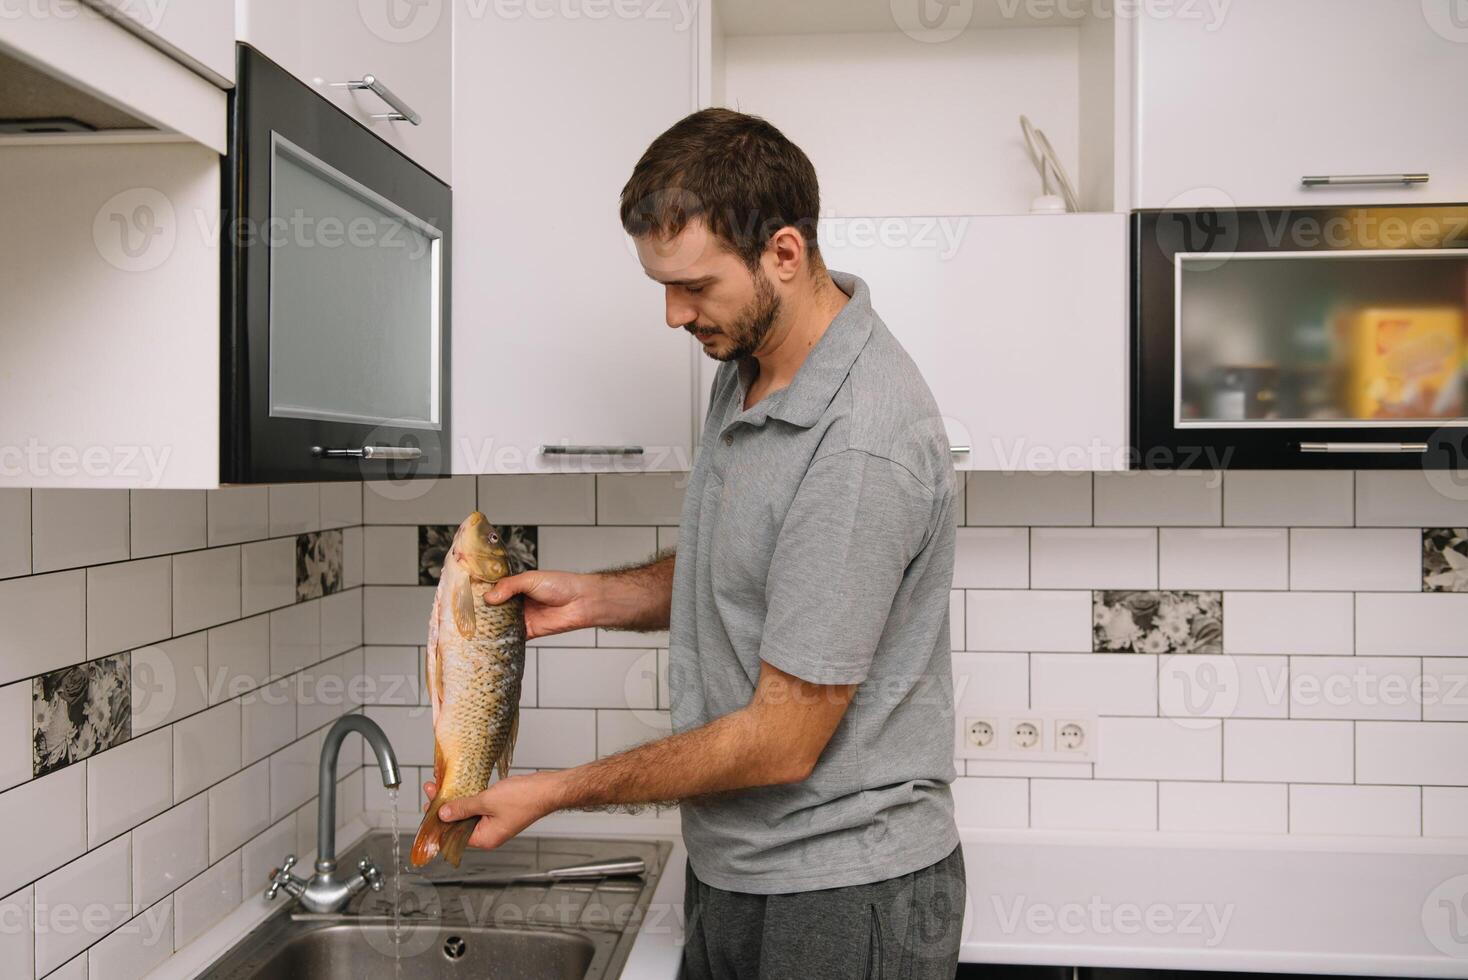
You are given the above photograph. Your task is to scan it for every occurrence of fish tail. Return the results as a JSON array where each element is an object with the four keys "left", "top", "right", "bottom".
[{"left": 410, "top": 790, "right": 476, "bottom": 869}]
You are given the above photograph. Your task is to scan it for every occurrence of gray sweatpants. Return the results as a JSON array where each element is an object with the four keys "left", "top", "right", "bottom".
[{"left": 680, "top": 843, "right": 966, "bottom": 979}]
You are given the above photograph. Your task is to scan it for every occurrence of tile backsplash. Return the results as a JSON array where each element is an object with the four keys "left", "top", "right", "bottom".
[{"left": 2, "top": 468, "right": 1467, "bottom": 976}]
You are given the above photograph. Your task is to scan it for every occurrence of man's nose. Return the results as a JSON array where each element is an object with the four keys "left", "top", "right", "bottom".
[{"left": 666, "top": 294, "right": 695, "bottom": 329}]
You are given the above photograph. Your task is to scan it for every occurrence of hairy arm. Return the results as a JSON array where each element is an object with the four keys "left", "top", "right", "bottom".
[{"left": 590, "top": 549, "right": 676, "bottom": 633}]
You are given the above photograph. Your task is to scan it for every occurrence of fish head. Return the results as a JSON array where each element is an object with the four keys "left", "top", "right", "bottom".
[{"left": 450, "top": 511, "right": 512, "bottom": 584}]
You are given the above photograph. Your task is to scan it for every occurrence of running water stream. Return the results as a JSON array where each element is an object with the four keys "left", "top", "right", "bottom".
[{"left": 387, "top": 787, "right": 403, "bottom": 977}]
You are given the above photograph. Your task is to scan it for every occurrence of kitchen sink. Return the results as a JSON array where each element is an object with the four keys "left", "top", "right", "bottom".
[{"left": 198, "top": 832, "right": 673, "bottom": 980}]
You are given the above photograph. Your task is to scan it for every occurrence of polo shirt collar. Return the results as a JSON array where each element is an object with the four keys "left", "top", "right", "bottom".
[{"left": 733, "top": 269, "right": 873, "bottom": 430}]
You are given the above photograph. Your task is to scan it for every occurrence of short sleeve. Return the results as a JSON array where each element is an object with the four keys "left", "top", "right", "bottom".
[{"left": 757, "top": 449, "right": 936, "bottom": 686}]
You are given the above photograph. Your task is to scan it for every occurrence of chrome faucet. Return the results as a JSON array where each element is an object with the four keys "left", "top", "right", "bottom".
[{"left": 265, "top": 715, "right": 402, "bottom": 913}]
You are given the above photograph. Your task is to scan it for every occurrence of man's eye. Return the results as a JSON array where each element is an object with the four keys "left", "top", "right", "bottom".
[{"left": 685, "top": 285, "right": 703, "bottom": 294}]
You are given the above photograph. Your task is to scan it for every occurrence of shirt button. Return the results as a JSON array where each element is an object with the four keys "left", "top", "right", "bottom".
[{"left": 722, "top": 433, "right": 734, "bottom": 446}]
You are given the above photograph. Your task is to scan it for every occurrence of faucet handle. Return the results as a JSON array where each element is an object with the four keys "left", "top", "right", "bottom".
[
  {"left": 266, "top": 855, "right": 304, "bottom": 901},
  {"left": 359, "top": 856, "right": 385, "bottom": 893}
]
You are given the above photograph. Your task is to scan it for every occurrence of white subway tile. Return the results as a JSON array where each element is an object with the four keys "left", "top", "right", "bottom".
[
  {"left": 1095, "top": 472, "right": 1220, "bottom": 526},
  {"left": 1424, "top": 658, "right": 1468, "bottom": 722},
  {"left": 1030, "top": 779, "right": 1157, "bottom": 831},
  {"left": 477, "top": 474, "right": 597, "bottom": 526},
  {"left": 241, "top": 678, "right": 295, "bottom": 766},
  {"left": 0, "top": 682, "right": 30, "bottom": 792},
  {"left": 597, "top": 709, "right": 671, "bottom": 758},
  {"left": 965, "top": 591, "right": 1091, "bottom": 652},
  {"left": 207, "top": 488, "right": 269, "bottom": 547},
  {"left": 319, "top": 482, "right": 362, "bottom": 530},
  {"left": 596, "top": 473, "right": 687, "bottom": 525},
  {"left": 1356, "top": 470, "right": 1468, "bottom": 526},
  {"left": 1030, "top": 528, "right": 1157, "bottom": 589},
  {"left": 1357, "top": 721, "right": 1468, "bottom": 785},
  {"left": 1290, "top": 784, "right": 1420, "bottom": 836},
  {"left": 952, "top": 652, "right": 1029, "bottom": 711},
  {"left": 240, "top": 817, "right": 294, "bottom": 900},
  {"left": 130, "top": 490, "right": 206, "bottom": 558},
  {"left": 514, "top": 709, "right": 596, "bottom": 768},
  {"left": 131, "top": 795, "right": 207, "bottom": 910},
  {"left": 950, "top": 777, "right": 1028, "bottom": 829},
  {"left": 133, "top": 634, "right": 209, "bottom": 735},
  {"left": 207, "top": 614, "right": 270, "bottom": 704},
  {"left": 172, "top": 546, "right": 241, "bottom": 635},
  {"left": 528, "top": 626, "right": 596, "bottom": 648},
  {"left": 88, "top": 895, "right": 174, "bottom": 980},
  {"left": 172, "top": 850, "right": 241, "bottom": 948},
  {"left": 366, "top": 765, "right": 423, "bottom": 815},
  {"left": 362, "top": 647, "right": 421, "bottom": 707},
  {"left": 87, "top": 556, "right": 171, "bottom": 659},
  {"left": 45, "top": 953, "right": 87, "bottom": 980},
  {"left": 0, "top": 885, "right": 33, "bottom": 978},
  {"left": 595, "top": 627, "right": 670, "bottom": 648},
  {"left": 1159, "top": 781, "right": 1287, "bottom": 834},
  {"left": 1032, "top": 653, "right": 1157, "bottom": 715},
  {"left": 363, "top": 706, "right": 434, "bottom": 768},
  {"left": 657, "top": 526, "right": 679, "bottom": 552},
  {"left": 1093, "top": 718, "right": 1221, "bottom": 780},
  {"left": 1357, "top": 593, "right": 1468, "bottom": 656},
  {"left": 32, "top": 489, "right": 129, "bottom": 572},
  {"left": 1290, "top": 529, "right": 1420, "bottom": 591},
  {"left": 342, "top": 526, "right": 364, "bottom": 590},
  {"left": 1290, "top": 656, "right": 1421, "bottom": 721},
  {"left": 267, "top": 484, "right": 320, "bottom": 536},
  {"left": 362, "top": 476, "right": 476, "bottom": 525},
  {"left": 0, "top": 489, "right": 30, "bottom": 578},
  {"left": 1223, "top": 471, "right": 1353, "bottom": 527},
  {"left": 269, "top": 732, "right": 322, "bottom": 821},
  {"left": 949, "top": 591, "right": 963, "bottom": 650},
  {"left": 0, "top": 765, "right": 86, "bottom": 897},
  {"left": 209, "top": 760, "right": 271, "bottom": 862},
  {"left": 362, "top": 586, "right": 434, "bottom": 646},
  {"left": 33, "top": 834, "right": 131, "bottom": 975},
  {"left": 269, "top": 600, "right": 321, "bottom": 677},
  {"left": 294, "top": 801, "right": 319, "bottom": 860},
  {"left": 952, "top": 528, "right": 1028, "bottom": 588},
  {"left": 335, "top": 768, "right": 363, "bottom": 829},
  {"left": 0, "top": 571, "right": 85, "bottom": 684},
  {"left": 1159, "top": 528, "right": 1288, "bottom": 590},
  {"left": 87, "top": 728, "right": 172, "bottom": 846},
  {"left": 240, "top": 537, "right": 294, "bottom": 616},
  {"left": 173, "top": 699, "right": 241, "bottom": 799},
  {"left": 1222, "top": 720, "right": 1353, "bottom": 783},
  {"left": 538, "top": 527, "right": 657, "bottom": 575},
  {"left": 966, "top": 760, "right": 1091, "bottom": 778},
  {"left": 363, "top": 526, "right": 418, "bottom": 585},
  {"left": 1424, "top": 788, "right": 1468, "bottom": 837},
  {"left": 1223, "top": 592, "right": 1353, "bottom": 655},
  {"left": 965, "top": 472, "right": 1091, "bottom": 526},
  {"left": 538, "top": 649, "right": 657, "bottom": 710},
  {"left": 321, "top": 589, "right": 362, "bottom": 659},
  {"left": 298, "top": 649, "right": 364, "bottom": 733},
  {"left": 1159, "top": 654, "right": 1289, "bottom": 720}
]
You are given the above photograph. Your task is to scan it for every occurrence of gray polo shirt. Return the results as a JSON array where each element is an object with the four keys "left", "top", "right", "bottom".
[{"left": 668, "top": 269, "right": 960, "bottom": 895}]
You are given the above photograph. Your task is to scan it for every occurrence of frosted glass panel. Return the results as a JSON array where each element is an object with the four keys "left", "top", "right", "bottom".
[
  {"left": 1178, "top": 252, "right": 1468, "bottom": 425},
  {"left": 269, "top": 135, "right": 440, "bottom": 427}
]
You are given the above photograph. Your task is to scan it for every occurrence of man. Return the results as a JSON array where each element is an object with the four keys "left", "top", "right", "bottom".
[{"left": 425, "top": 108, "right": 966, "bottom": 977}]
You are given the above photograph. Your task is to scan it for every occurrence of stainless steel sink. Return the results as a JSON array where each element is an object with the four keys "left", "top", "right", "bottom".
[{"left": 198, "top": 832, "right": 673, "bottom": 980}]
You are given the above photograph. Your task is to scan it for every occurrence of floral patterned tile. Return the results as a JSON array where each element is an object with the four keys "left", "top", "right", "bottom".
[
  {"left": 33, "top": 652, "right": 130, "bottom": 777},
  {"left": 296, "top": 529, "right": 344, "bottom": 601},
  {"left": 1093, "top": 590, "right": 1222, "bottom": 654},
  {"left": 1424, "top": 528, "right": 1468, "bottom": 592},
  {"left": 418, "top": 524, "right": 538, "bottom": 587}
]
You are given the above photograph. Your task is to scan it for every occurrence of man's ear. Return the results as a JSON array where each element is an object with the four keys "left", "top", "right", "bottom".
[{"left": 766, "top": 225, "right": 808, "bottom": 283}]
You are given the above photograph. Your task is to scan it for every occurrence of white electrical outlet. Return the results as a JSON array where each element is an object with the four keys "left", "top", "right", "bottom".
[
  {"left": 1010, "top": 719, "right": 1041, "bottom": 750},
  {"left": 966, "top": 718, "right": 995, "bottom": 749},
  {"left": 1056, "top": 720, "right": 1087, "bottom": 752},
  {"left": 954, "top": 709, "right": 1098, "bottom": 762}
]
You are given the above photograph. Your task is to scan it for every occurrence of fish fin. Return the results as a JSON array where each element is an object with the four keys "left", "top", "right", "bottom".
[
  {"left": 410, "top": 787, "right": 475, "bottom": 869},
  {"left": 497, "top": 709, "right": 520, "bottom": 781},
  {"left": 433, "top": 734, "right": 446, "bottom": 790},
  {"left": 426, "top": 588, "right": 443, "bottom": 729},
  {"left": 440, "top": 818, "right": 476, "bottom": 868},
  {"left": 451, "top": 577, "right": 476, "bottom": 638}
]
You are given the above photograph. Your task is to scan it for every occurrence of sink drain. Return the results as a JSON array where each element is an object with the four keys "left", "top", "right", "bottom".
[{"left": 443, "top": 935, "right": 467, "bottom": 960}]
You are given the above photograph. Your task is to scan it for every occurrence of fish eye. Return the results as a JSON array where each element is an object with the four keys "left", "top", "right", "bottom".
[{"left": 489, "top": 533, "right": 499, "bottom": 543}]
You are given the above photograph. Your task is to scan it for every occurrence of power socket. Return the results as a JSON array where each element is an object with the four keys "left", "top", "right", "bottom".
[{"left": 955, "top": 710, "right": 1097, "bottom": 762}]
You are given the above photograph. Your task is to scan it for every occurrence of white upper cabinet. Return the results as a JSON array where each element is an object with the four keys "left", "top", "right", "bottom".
[
  {"left": 1134, "top": 0, "right": 1468, "bottom": 209},
  {"left": 86, "top": 0, "right": 236, "bottom": 85},
  {"left": 236, "top": 0, "right": 451, "bottom": 181},
  {"left": 451, "top": 3, "right": 700, "bottom": 474}
]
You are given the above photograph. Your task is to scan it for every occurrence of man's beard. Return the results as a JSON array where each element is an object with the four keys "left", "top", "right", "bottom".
[{"left": 695, "top": 269, "right": 781, "bottom": 362}]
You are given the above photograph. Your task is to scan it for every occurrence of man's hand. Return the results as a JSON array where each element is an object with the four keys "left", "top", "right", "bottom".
[
  {"left": 481, "top": 570, "right": 596, "bottom": 640},
  {"left": 423, "top": 771, "right": 565, "bottom": 851}
]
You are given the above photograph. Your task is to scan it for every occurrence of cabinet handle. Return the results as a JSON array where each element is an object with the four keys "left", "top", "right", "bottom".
[
  {"left": 539, "top": 445, "right": 645, "bottom": 456},
  {"left": 334, "top": 75, "right": 422, "bottom": 126},
  {"left": 1300, "top": 173, "right": 1428, "bottom": 187},
  {"left": 949, "top": 446, "right": 971, "bottom": 455},
  {"left": 312, "top": 445, "right": 423, "bottom": 460},
  {"left": 1298, "top": 442, "right": 1427, "bottom": 454}
]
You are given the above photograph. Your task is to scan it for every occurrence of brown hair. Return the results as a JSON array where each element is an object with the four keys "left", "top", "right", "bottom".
[{"left": 619, "top": 108, "right": 821, "bottom": 271}]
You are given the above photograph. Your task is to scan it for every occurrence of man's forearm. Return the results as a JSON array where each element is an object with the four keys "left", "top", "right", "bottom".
[
  {"left": 545, "top": 706, "right": 799, "bottom": 813},
  {"left": 588, "top": 549, "right": 675, "bottom": 632}
]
